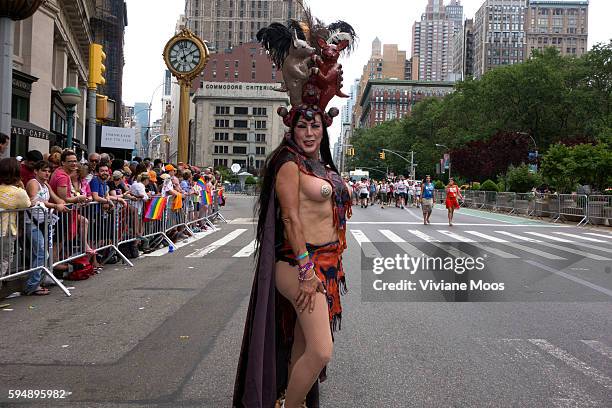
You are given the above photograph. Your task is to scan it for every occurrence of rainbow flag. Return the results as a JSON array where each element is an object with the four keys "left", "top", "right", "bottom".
[
  {"left": 203, "top": 185, "right": 213, "bottom": 205},
  {"left": 196, "top": 178, "right": 206, "bottom": 190},
  {"left": 218, "top": 187, "right": 224, "bottom": 204},
  {"left": 144, "top": 196, "right": 167, "bottom": 221}
]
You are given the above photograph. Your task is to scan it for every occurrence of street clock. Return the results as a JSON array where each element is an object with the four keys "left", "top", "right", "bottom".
[
  {"left": 162, "top": 29, "right": 210, "bottom": 163},
  {"left": 163, "top": 29, "right": 210, "bottom": 79}
]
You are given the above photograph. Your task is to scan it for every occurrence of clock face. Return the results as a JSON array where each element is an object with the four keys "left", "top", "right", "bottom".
[{"left": 168, "top": 40, "right": 202, "bottom": 74}]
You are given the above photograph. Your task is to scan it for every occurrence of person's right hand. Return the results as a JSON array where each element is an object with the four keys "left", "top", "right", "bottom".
[
  {"left": 55, "top": 203, "right": 68, "bottom": 212},
  {"left": 295, "top": 270, "right": 326, "bottom": 313}
]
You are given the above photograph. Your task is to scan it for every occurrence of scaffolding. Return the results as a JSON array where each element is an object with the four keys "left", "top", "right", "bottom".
[{"left": 91, "top": 0, "right": 127, "bottom": 127}]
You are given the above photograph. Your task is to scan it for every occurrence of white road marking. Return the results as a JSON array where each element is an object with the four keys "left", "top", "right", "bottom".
[
  {"left": 580, "top": 340, "right": 612, "bottom": 361},
  {"left": 141, "top": 229, "right": 218, "bottom": 257},
  {"left": 467, "top": 231, "right": 566, "bottom": 260},
  {"left": 233, "top": 239, "right": 257, "bottom": 258},
  {"left": 350, "top": 229, "right": 381, "bottom": 258},
  {"left": 436, "top": 230, "right": 520, "bottom": 259},
  {"left": 378, "top": 230, "right": 423, "bottom": 258},
  {"left": 525, "top": 260, "right": 612, "bottom": 297},
  {"left": 552, "top": 232, "right": 608, "bottom": 243},
  {"left": 495, "top": 230, "right": 542, "bottom": 243},
  {"left": 347, "top": 221, "right": 568, "bottom": 227},
  {"left": 525, "top": 232, "right": 611, "bottom": 260},
  {"left": 408, "top": 229, "right": 440, "bottom": 242},
  {"left": 584, "top": 232, "right": 612, "bottom": 239},
  {"left": 186, "top": 229, "right": 247, "bottom": 258},
  {"left": 528, "top": 339, "right": 612, "bottom": 390},
  {"left": 476, "top": 338, "right": 598, "bottom": 407}
]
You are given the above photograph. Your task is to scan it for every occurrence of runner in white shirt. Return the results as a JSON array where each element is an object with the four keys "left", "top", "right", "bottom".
[
  {"left": 395, "top": 176, "right": 408, "bottom": 209},
  {"left": 358, "top": 178, "right": 369, "bottom": 208}
]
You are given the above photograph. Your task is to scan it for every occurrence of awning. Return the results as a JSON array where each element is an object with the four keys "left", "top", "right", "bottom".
[{"left": 11, "top": 118, "right": 51, "bottom": 141}]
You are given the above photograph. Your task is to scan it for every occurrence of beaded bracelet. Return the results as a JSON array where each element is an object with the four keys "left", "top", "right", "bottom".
[
  {"left": 298, "top": 261, "right": 314, "bottom": 281},
  {"left": 296, "top": 251, "right": 309, "bottom": 261}
]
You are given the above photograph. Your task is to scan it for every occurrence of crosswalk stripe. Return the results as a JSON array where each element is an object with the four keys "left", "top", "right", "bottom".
[
  {"left": 408, "top": 229, "right": 441, "bottom": 242},
  {"left": 378, "top": 230, "right": 423, "bottom": 257},
  {"left": 233, "top": 239, "right": 257, "bottom": 258},
  {"left": 476, "top": 338, "right": 598, "bottom": 407},
  {"left": 525, "top": 232, "right": 612, "bottom": 260},
  {"left": 438, "top": 230, "right": 475, "bottom": 242},
  {"left": 467, "top": 231, "right": 566, "bottom": 260},
  {"left": 436, "top": 230, "right": 519, "bottom": 259},
  {"left": 585, "top": 232, "right": 612, "bottom": 240},
  {"left": 552, "top": 232, "right": 608, "bottom": 243},
  {"left": 580, "top": 340, "right": 612, "bottom": 360},
  {"left": 186, "top": 229, "right": 247, "bottom": 258},
  {"left": 495, "top": 230, "right": 542, "bottom": 243},
  {"left": 528, "top": 339, "right": 612, "bottom": 390},
  {"left": 526, "top": 260, "right": 612, "bottom": 297},
  {"left": 350, "top": 229, "right": 381, "bottom": 258}
]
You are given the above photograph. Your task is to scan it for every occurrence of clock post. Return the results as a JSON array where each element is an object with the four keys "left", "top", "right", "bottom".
[{"left": 163, "top": 29, "right": 210, "bottom": 164}]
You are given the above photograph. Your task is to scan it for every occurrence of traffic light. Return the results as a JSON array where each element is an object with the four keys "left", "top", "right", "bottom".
[
  {"left": 89, "top": 43, "right": 106, "bottom": 88},
  {"left": 96, "top": 94, "right": 108, "bottom": 121},
  {"left": 379, "top": 151, "right": 386, "bottom": 160},
  {"left": 346, "top": 147, "right": 355, "bottom": 156}
]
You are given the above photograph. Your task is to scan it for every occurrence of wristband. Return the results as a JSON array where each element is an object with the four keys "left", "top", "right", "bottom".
[{"left": 296, "top": 251, "right": 309, "bottom": 261}]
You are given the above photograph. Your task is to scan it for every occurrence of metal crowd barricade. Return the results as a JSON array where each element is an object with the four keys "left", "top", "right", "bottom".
[
  {"left": 140, "top": 195, "right": 174, "bottom": 247},
  {"left": 81, "top": 201, "right": 133, "bottom": 267},
  {"left": 514, "top": 193, "right": 535, "bottom": 216},
  {"left": 0, "top": 206, "right": 70, "bottom": 296},
  {"left": 434, "top": 189, "right": 446, "bottom": 205},
  {"left": 532, "top": 192, "right": 560, "bottom": 221},
  {"left": 557, "top": 194, "right": 588, "bottom": 226},
  {"left": 164, "top": 195, "right": 194, "bottom": 239},
  {"left": 208, "top": 188, "right": 228, "bottom": 224},
  {"left": 461, "top": 190, "right": 474, "bottom": 208},
  {"left": 586, "top": 195, "right": 612, "bottom": 226},
  {"left": 495, "top": 192, "right": 516, "bottom": 214},
  {"left": 471, "top": 191, "right": 486, "bottom": 209},
  {"left": 483, "top": 191, "right": 497, "bottom": 210},
  {"left": 182, "top": 192, "right": 217, "bottom": 233}
]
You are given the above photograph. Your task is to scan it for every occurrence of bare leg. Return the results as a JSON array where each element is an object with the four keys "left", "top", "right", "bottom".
[
  {"left": 288, "top": 320, "right": 306, "bottom": 382},
  {"left": 276, "top": 261, "right": 332, "bottom": 408}
]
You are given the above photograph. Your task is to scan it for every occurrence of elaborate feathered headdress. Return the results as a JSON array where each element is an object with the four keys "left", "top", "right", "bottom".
[{"left": 256, "top": 2, "right": 357, "bottom": 127}]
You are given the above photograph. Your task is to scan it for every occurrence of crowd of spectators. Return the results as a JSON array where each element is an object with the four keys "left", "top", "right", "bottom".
[{"left": 0, "top": 135, "right": 225, "bottom": 298}]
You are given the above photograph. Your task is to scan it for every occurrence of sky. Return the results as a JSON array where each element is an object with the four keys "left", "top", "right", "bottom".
[{"left": 123, "top": 0, "right": 612, "bottom": 147}]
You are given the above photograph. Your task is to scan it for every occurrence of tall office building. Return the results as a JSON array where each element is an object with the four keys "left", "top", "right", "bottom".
[
  {"left": 184, "top": 0, "right": 305, "bottom": 52},
  {"left": 473, "top": 0, "right": 527, "bottom": 78},
  {"left": 411, "top": 0, "right": 463, "bottom": 81},
  {"left": 525, "top": 0, "right": 589, "bottom": 58},
  {"left": 353, "top": 39, "right": 410, "bottom": 128}
]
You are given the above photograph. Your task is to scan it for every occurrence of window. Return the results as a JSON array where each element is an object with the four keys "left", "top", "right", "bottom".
[
  {"left": 233, "top": 133, "right": 247, "bottom": 141},
  {"left": 214, "top": 132, "right": 229, "bottom": 141},
  {"left": 253, "top": 107, "right": 267, "bottom": 116},
  {"left": 255, "top": 160, "right": 264, "bottom": 169},
  {"left": 214, "top": 158, "right": 229, "bottom": 168},
  {"left": 214, "top": 145, "right": 229, "bottom": 154},
  {"left": 234, "top": 107, "right": 248, "bottom": 115},
  {"left": 233, "top": 146, "right": 247, "bottom": 155},
  {"left": 234, "top": 60, "right": 239, "bottom": 68},
  {"left": 255, "top": 120, "right": 266, "bottom": 129},
  {"left": 256, "top": 146, "right": 266, "bottom": 155},
  {"left": 255, "top": 133, "right": 266, "bottom": 142},
  {"left": 233, "top": 159, "right": 247, "bottom": 167},
  {"left": 215, "top": 119, "right": 230, "bottom": 128},
  {"left": 215, "top": 106, "right": 230, "bottom": 115},
  {"left": 234, "top": 119, "right": 248, "bottom": 128}
]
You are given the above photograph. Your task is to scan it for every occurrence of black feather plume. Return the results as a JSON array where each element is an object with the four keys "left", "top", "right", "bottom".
[
  {"left": 326, "top": 20, "right": 358, "bottom": 54},
  {"left": 256, "top": 23, "right": 292, "bottom": 68}
]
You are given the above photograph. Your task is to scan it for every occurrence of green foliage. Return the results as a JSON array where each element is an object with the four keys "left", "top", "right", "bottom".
[
  {"left": 480, "top": 179, "right": 498, "bottom": 192},
  {"left": 245, "top": 176, "right": 257, "bottom": 185},
  {"left": 541, "top": 142, "right": 612, "bottom": 192},
  {"left": 505, "top": 164, "right": 543, "bottom": 193},
  {"left": 468, "top": 182, "right": 481, "bottom": 191},
  {"left": 216, "top": 166, "right": 238, "bottom": 183},
  {"left": 349, "top": 42, "right": 612, "bottom": 183},
  {"left": 434, "top": 180, "right": 445, "bottom": 189}
]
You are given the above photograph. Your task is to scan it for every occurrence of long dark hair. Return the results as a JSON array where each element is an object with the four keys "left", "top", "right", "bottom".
[{"left": 254, "top": 112, "right": 337, "bottom": 259}]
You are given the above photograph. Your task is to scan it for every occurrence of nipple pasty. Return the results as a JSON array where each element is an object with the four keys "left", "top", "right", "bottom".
[{"left": 321, "top": 184, "right": 332, "bottom": 198}]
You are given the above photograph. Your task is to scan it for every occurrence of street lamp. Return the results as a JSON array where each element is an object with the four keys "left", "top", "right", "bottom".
[
  {"left": 517, "top": 131, "right": 538, "bottom": 171},
  {"left": 435, "top": 143, "right": 451, "bottom": 180},
  {"left": 60, "top": 86, "right": 82, "bottom": 149}
]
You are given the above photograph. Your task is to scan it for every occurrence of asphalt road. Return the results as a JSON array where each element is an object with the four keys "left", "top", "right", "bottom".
[{"left": 0, "top": 196, "right": 610, "bottom": 407}]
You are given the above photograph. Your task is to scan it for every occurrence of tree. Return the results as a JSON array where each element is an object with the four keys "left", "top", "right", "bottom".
[{"left": 505, "top": 164, "right": 543, "bottom": 193}]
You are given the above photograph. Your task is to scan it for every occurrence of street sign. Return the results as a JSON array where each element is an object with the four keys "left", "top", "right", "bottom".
[{"left": 231, "top": 163, "right": 241, "bottom": 174}]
